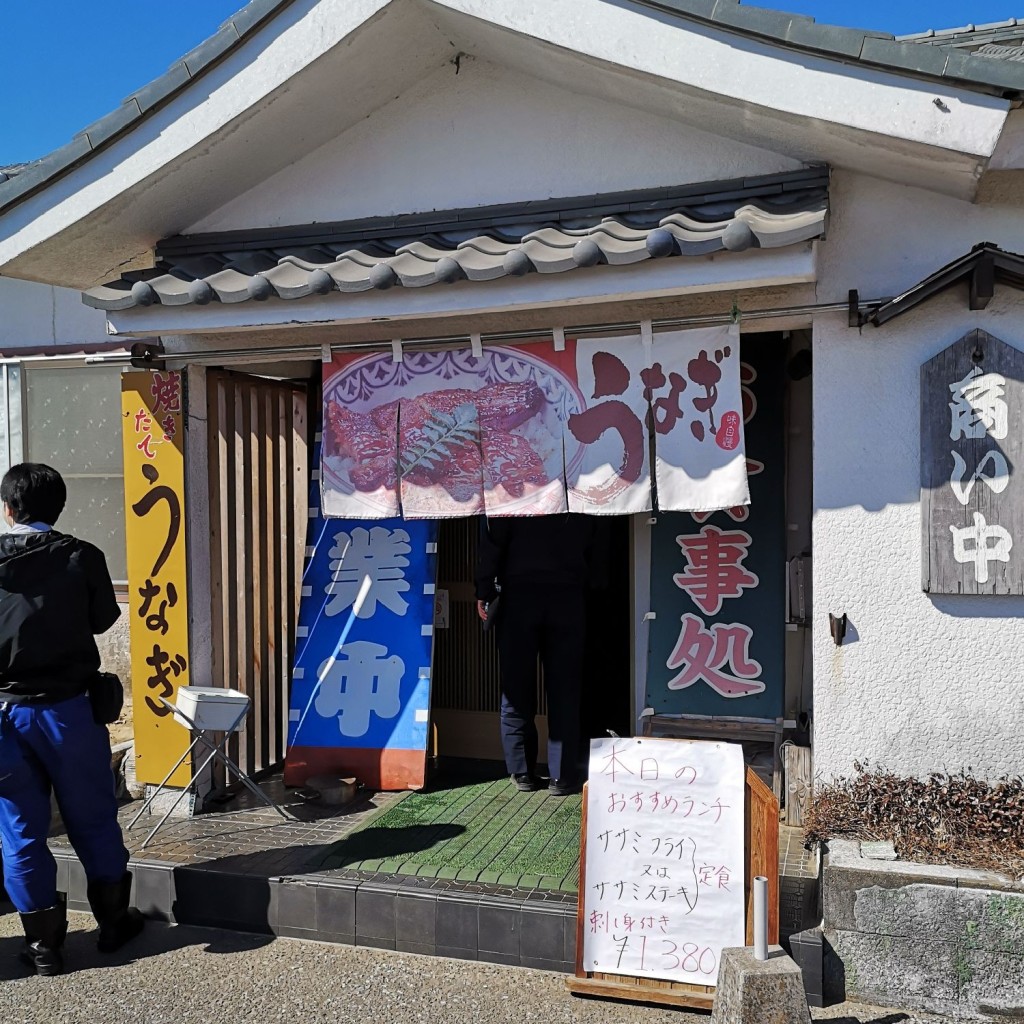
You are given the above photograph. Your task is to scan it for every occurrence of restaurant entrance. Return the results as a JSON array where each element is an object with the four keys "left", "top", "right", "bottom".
[{"left": 430, "top": 515, "right": 632, "bottom": 767}]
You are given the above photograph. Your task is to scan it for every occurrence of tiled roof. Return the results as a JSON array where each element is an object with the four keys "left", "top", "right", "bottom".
[
  {"left": 898, "top": 18, "right": 1024, "bottom": 49},
  {"left": 82, "top": 169, "right": 828, "bottom": 311},
  {"left": 1, "top": 2, "right": 1022, "bottom": 222}
]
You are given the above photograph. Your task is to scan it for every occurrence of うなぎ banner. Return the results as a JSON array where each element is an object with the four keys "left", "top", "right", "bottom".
[{"left": 321, "top": 327, "right": 748, "bottom": 519}]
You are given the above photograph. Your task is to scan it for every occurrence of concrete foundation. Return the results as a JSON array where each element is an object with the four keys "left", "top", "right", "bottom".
[
  {"left": 824, "top": 839, "right": 1024, "bottom": 1020},
  {"left": 710, "top": 945, "right": 811, "bottom": 1024}
]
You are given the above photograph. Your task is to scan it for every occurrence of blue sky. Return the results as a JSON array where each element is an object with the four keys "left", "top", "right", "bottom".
[{"left": 1, "top": 1, "right": 1022, "bottom": 165}]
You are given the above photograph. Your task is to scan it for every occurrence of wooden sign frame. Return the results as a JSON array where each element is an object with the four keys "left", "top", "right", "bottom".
[{"left": 567, "top": 766, "right": 779, "bottom": 1011}]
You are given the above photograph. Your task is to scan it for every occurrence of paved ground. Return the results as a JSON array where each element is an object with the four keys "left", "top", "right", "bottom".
[{"left": 0, "top": 909, "right": 953, "bottom": 1024}]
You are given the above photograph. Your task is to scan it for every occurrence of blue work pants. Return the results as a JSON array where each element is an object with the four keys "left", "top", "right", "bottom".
[{"left": 0, "top": 693, "right": 129, "bottom": 913}]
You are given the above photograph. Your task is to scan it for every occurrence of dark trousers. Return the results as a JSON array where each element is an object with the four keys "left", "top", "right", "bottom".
[
  {"left": 496, "top": 583, "right": 584, "bottom": 782},
  {"left": 0, "top": 693, "right": 129, "bottom": 913}
]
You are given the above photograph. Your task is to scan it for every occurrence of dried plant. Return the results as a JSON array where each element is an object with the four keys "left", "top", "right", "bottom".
[{"left": 804, "top": 763, "right": 1024, "bottom": 877}]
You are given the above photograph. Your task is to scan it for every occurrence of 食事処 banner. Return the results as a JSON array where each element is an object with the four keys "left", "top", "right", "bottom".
[{"left": 320, "top": 328, "right": 749, "bottom": 519}]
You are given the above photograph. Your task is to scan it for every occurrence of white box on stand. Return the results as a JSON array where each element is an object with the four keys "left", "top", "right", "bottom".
[{"left": 172, "top": 686, "right": 250, "bottom": 732}]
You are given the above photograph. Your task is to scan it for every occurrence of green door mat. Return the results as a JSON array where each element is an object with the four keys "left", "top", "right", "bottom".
[{"left": 315, "top": 778, "right": 582, "bottom": 892}]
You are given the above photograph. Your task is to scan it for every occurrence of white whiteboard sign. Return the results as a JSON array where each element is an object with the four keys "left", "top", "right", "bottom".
[{"left": 582, "top": 737, "right": 746, "bottom": 985}]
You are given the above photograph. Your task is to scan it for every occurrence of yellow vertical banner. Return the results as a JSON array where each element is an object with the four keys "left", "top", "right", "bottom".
[{"left": 121, "top": 370, "right": 192, "bottom": 786}]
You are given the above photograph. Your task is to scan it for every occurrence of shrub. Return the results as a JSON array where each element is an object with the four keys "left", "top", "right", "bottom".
[{"left": 804, "top": 763, "right": 1024, "bottom": 876}]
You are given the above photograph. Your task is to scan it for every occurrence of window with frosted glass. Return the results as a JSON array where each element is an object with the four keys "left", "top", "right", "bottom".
[{"left": 22, "top": 365, "right": 127, "bottom": 580}]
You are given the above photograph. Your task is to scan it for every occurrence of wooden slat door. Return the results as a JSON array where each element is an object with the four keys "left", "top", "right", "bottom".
[
  {"left": 432, "top": 517, "right": 547, "bottom": 760},
  {"left": 207, "top": 370, "right": 308, "bottom": 778}
]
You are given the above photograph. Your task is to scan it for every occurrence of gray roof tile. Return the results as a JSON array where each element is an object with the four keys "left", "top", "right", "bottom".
[
  {"left": 83, "top": 170, "right": 828, "bottom": 310},
  {"left": 0, "top": 136, "right": 93, "bottom": 205},
  {"left": 860, "top": 36, "right": 955, "bottom": 77},
  {"left": 130, "top": 61, "right": 193, "bottom": 115},
  {"left": 74, "top": 100, "right": 144, "bottom": 150},
  {"left": 181, "top": 23, "right": 243, "bottom": 78}
]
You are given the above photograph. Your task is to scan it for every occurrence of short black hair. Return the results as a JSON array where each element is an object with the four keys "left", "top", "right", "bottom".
[{"left": 1, "top": 463, "right": 67, "bottom": 526}]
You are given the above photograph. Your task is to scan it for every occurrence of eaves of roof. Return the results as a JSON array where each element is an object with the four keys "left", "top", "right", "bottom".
[
  {"left": 0, "top": 0, "right": 1022, "bottom": 226},
  {"left": 632, "top": 1, "right": 1024, "bottom": 92},
  {"left": 0, "top": 0, "right": 300, "bottom": 217},
  {"left": 861, "top": 241, "right": 1024, "bottom": 327},
  {"left": 83, "top": 168, "right": 829, "bottom": 311}
]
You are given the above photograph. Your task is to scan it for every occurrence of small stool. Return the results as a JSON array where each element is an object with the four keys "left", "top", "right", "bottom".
[{"left": 126, "top": 687, "right": 290, "bottom": 848}]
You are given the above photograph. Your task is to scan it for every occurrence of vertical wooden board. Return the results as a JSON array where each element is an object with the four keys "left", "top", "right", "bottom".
[
  {"left": 745, "top": 766, "right": 780, "bottom": 945},
  {"left": 922, "top": 329, "right": 1024, "bottom": 595},
  {"left": 278, "top": 390, "right": 293, "bottom": 759},
  {"left": 783, "top": 744, "right": 812, "bottom": 827},
  {"left": 264, "top": 388, "right": 280, "bottom": 767},
  {"left": 575, "top": 782, "right": 589, "bottom": 975},
  {"left": 251, "top": 384, "right": 268, "bottom": 772},
  {"left": 207, "top": 374, "right": 225, "bottom": 694},
  {"left": 290, "top": 392, "right": 308, "bottom": 743},
  {"left": 230, "top": 383, "right": 248, "bottom": 771}
]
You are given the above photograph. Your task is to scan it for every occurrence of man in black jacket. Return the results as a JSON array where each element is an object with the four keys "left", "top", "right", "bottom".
[
  {"left": 0, "top": 464, "right": 143, "bottom": 975},
  {"left": 475, "top": 513, "right": 603, "bottom": 796}
]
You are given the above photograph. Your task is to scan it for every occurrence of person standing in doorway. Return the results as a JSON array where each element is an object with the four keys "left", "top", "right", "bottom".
[
  {"left": 475, "top": 513, "right": 603, "bottom": 796},
  {"left": 0, "top": 464, "right": 144, "bottom": 976}
]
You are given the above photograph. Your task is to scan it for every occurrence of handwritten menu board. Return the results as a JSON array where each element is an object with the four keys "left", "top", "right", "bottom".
[{"left": 582, "top": 737, "right": 745, "bottom": 986}]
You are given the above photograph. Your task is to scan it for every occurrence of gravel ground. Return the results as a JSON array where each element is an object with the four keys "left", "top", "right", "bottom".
[{"left": 0, "top": 908, "right": 954, "bottom": 1024}]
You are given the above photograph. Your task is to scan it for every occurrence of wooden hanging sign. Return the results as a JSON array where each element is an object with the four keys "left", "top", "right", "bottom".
[
  {"left": 921, "top": 329, "right": 1024, "bottom": 595},
  {"left": 567, "top": 737, "right": 778, "bottom": 1011}
]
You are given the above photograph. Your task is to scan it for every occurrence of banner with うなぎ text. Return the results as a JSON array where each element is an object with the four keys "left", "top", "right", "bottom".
[
  {"left": 284, "top": 438, "right": 438, "bottom": 790},
  {"left": 321, "top": 332, "right": 748, "bottom": 518},
  {"left": 121, "top": 370, "right": 192, "bottom": 787},
  {"left": 650, "top": 326, "right": 749, "bottom": 514}
]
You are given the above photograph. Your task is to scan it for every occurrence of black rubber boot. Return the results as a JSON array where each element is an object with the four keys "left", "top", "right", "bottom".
[
  {"left": 19, "top": 895, "right": 68, "bottom": 976},
  {"left": 87, "top": 872, "right": 145, "bottom": 953}
]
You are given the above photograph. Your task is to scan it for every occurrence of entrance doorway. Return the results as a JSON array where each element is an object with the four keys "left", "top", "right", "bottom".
[{"left": 431, "top": 516, "right": 632, "bottom": 765}]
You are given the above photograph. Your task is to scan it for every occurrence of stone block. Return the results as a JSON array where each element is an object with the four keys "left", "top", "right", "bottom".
[
  {"left": 852, "top": 883, "right": 977, "bottom": 941},
  {"left": 710, "top": 946, "right": 810, "bottom": 1024},
  {"left": 825, "top": 928, "right": 960, "bottom": 1018},
  {"left": 824, "top": 841, "right": 981, "bottom": 934},
  {"left": 977, "top": 890, "right": 1024, "bottom": 953},
  {"left": 861, "top": 840, "right": 897, "bottom": 861},
  {"left": 961, "top": 948, "right": 1024, "bottom": 1018}
]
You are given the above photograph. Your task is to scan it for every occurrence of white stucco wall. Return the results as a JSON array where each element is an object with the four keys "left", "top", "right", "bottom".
[
  {"left": 188, "top": 55, "right": 802, "bottom": 233},
  {"left": 812, "top": 171, "right": 1024, "bottom": 781},
  {"left": 0, "top": 276, "right": 107, "bottom": 348}
]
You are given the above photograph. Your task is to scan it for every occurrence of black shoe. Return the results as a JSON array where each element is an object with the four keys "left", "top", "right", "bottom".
[
  {"left": 511, "top": 773, "right": 540, "bottom": 792},
  {"left": 19, "top": 896, "right": 67, "bottom": 976},
  {"left": 87, "top": 872, "right": 145, "bottom": 953},
  {"left": 548, "top": 778, "right": 580, "bottom": 797}
]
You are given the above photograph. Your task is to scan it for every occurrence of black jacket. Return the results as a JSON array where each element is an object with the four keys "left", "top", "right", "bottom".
[
  {"left": 0, "top": 530, "right": 120, "bottom": 704},
  {"left": 474, "top": 514, "right": 607, "bottom": 601}
]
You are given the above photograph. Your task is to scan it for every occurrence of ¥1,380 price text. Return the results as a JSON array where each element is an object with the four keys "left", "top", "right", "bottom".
[{"left": 607, "top": 935, "right": 717, "bottom": 977}]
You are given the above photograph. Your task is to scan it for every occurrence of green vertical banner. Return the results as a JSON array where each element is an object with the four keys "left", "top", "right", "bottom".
[{"left": 645, "top": 337, "right": 786, "bottom": 719}]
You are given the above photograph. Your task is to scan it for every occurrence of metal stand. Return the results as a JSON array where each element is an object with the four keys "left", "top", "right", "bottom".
[{"left": 126, "top": 696, "right": 291, "bottom": 848}]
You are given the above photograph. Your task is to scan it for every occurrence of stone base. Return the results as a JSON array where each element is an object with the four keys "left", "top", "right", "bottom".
[{"left": 710, "top": 946, "right": 811, "bottom": 1024}]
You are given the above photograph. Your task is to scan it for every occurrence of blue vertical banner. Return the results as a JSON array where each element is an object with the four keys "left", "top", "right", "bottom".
[
  {"left": 284, "top": 436, "right": 439, "bottom": 790},
  {"left": 645, "top": 337, "right": 786, "bottom": 719}
]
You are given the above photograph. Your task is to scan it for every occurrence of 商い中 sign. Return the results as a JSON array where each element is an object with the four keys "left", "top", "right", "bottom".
[
  {"left": 582, "top": 737, "right": 746, "bottom": 986},
  {"left": 921, "top": 329, "right": 1024, "bottom": 595}
]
